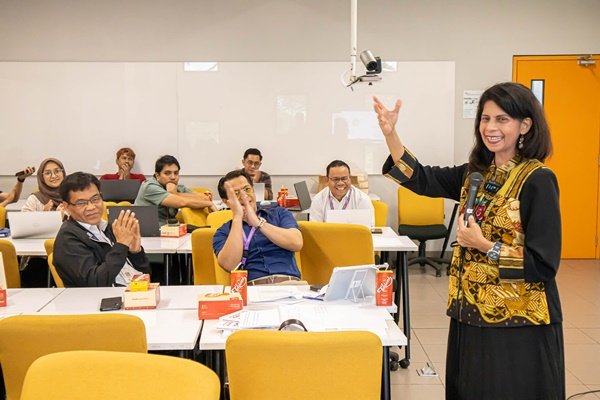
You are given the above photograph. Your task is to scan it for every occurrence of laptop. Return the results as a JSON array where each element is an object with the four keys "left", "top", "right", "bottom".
[
  {"left": 106, "top": 205, "right": 160, "bottom": 237},
  {"left": 100, "top": 180, "right": 142, "bottom": 202},
  {"left": 325, "top": 209, "right": 373, "bottom": 227},
  {"left": 253, "top": 183, "right": 265, "bottom": 202},
  {"left": 324, "top": 265, "right": 377, "bottom": 302},
  {"left": 8, "top": 211, "right": 63, "bottom": 239},
  {"left": 286, "top": 181, "right": 312, "bottom": 211}
]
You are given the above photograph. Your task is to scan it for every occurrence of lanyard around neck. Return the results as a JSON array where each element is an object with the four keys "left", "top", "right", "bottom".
[
  {"left": 328, "top": 187, "right": 352, "bottom": 210},
  {"left": 240, "top": 226, "right": 258, "bottom": 267}
]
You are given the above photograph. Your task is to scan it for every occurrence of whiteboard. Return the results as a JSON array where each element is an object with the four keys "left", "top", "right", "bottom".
[{"left": 0, "top": 61, "right": 454, "bottom": 176}]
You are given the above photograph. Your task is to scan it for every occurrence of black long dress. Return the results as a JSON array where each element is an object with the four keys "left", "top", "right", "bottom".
[{"left": 383, "top": 150, "right": 565, "bottom": 400}]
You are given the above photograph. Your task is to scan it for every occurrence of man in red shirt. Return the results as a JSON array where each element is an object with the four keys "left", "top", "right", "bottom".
[{"left": 100, "top": 147, "right": 146, "bottom": 183}]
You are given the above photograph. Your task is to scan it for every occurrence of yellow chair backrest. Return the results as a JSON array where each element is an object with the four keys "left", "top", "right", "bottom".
[
  {"left": 46, "top": 253, "right": 64, "bottom": 288},
  {"left": 102, "top": 201, "right": 132, "bottom": 221},
  {"left": 43, "top": 238, "right": 54, "bottom": 256},
  {"left": 43, "top": 239, "right": 64, "bottom": 288},
  {"left": 371, "top": 200, "right": 388, "bottom": 227},
  {"left": 226, "top": 330, "right": 382, "bottom": 400},
  {"left": 181, "top": 207, "right": 210, "bottom": 227},
  {"left": 190, "top": 187, "right": 212, "bottom": 195},
  {"left": 0, "top": 314, "right": 147, "bottom": 400},
  {"left": 297, "top": 221, "right": 374, "bottom": 285},
  {"left": 191, "top": 227, "right": 219, "bottom": 285},
  {"left": 0, "top": 239, "right": 20, "bottom": 288},
  {"left": 21, "top": 350, "right": 220, "bottom": 400},
  {"left": 207, "top": 210, "right": 233, "bottom": 229},
  {"left": 397, "top": 186, "right": 444, "bottom": 226},
  {"left": 214, "top": 260, "right": 231, "bottom": 286},
  {"left": 0, "top": 205, "right": 6, "bottom": 228}
]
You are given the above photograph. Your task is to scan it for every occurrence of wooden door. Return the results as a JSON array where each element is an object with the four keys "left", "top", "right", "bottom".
[{"left": 513, "top": 55, "right": 600, "bottom": 258}]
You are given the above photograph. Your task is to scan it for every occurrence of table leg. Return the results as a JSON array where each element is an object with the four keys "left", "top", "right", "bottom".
[
  {"left": 164, "top": 254, "right": 171, "bottom": 285},
  {"left": 381, "top": 346, "right": 391, "bottom": 400},
  {"left": 400, "top": 251, "right": 410, "bottom": 367}
]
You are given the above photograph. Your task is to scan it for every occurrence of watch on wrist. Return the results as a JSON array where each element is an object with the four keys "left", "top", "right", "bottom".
[{"left": 486, "top": 241, "right": 502, "bottom": 262}]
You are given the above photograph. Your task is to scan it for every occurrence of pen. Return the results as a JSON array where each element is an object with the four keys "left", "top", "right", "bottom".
[{"left": 303, "top": 296, "right": 324, "bottom": 301}]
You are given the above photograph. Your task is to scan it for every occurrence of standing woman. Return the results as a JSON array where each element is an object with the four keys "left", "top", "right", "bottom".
[
  {"left": 21, "top": 158, "right": 66, "bottom": 212},
  {"left": 374, "top": 82, "right": 564, "bottom": 400}
]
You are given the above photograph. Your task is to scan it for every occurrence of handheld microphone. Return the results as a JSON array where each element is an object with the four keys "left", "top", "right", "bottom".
[{"left": 464, "top": 172, "right": 484, "bottom": 225}]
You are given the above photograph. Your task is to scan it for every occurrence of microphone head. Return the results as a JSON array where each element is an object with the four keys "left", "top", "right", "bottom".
[{"left": 469, "top": 172, "right": 484, "bottom": 187}]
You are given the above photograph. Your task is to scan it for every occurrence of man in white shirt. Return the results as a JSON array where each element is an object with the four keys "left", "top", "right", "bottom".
[{"left": 308, "top": 160, "right": 374, "bottom": 224}]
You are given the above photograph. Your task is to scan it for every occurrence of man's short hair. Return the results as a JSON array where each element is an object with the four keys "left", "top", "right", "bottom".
[
  {"left": 218, "top": 170, "right": 253, "bottom": 200},
  {"left": 154, "top": 155, "right": 180, "bottom": 174},
  {"left": 59, "top": 172, "right": 101, "bottom": 202},
  {"left": 326, "top": 160, "right": 351, "bottom": 176},
  {"left": 116, "top": 147, "right": 136, "bottom": 160},
  {"left": 243, "top": 148, "right": 263, "bottom": 161}
]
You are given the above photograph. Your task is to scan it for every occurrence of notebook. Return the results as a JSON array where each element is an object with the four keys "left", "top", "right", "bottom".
[
  {"left": 99, "top": 180, "right": 142, "bottom": 202},
  {"left": 8, "top": 211, "right": 63, "bottom": 239},
  {"left": 286, "top": 181, "right": 312, "bottom": 211},
  {"left": 325, "top": 209, "right": 373, "bottom": 227},
  {"left": 324, "top": 265, "right": 377, "bottom": 302},
  {"left": 106, "top": 205, "right": 160, "bottom": 237},
  {"left": 253, "top": 182, "right": 265, "bottom": 202}
]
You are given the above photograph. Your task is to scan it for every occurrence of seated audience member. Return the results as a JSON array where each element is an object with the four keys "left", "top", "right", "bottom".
[
  {"left": 0, "top": 166, "right": 34, "bottom": 207},
  {"left": 213, "top": 170, "right": 303, "bottom": 285},
  {"left": 21, "top": 158, "right": 67, "bottom": 212},
  {"left": 238, "top": 148, "right": 273, "bottom": 200},
  {"left": 134, "top": 155, "right": 215, "bottom": 225},
  {"left": 308, "top": 160, "right": 374, "bottom": 224},
  {"left": 54, "top": 172, "right": 151, "bottom": 287},
  {"left": 100, "top": 147, "right": 146, "bottom": 183}
]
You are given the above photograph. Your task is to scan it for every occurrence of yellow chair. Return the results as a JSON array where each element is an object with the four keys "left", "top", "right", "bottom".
[
  {"left": 191, "top": 227, "right": 219, "bottom": 285},
  {"left": 0, "top": 239, "right": 20, "bottom": 288},
  {"left": 181, "top": 206, "right": 211, "bottom": 227},
  {"left": 297, "top": 221, "right": 374, "bottom": 285},
  {"left": 43, "top": 238, "right": 64, "bottom": 288},
  {"left": 206, "top": 209, "right": 233, "bottom": 228},
  {"left": 101, "top": 201, "right": 131, "bottom": 221},
  {"left": 398, "top": 186, "right": 457, "bottom": 277},
  {"left": 0, "top": 205, "right": 6, "bottom": 228},
  {"left": 226, "top": 330, "right": 382, "bottom": 400},
  {"left": 190, "top": 187, "right": 212, "bottom": 196},
  {"left": 214, "top": 260, "right": 231, "bottom": 286},
  {"left": 0, "top": 314, "right": 147, "bottom": 400},
  {"left": 21, "top": 350, "right": 220, "bottom": 400},
  {"left": 371, "top": 200, "right": 389, "bottom": 227}
]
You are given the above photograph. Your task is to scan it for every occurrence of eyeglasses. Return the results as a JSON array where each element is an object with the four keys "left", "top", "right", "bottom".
[
  {"left": 328, "top": 176, "right": 350, "bottom": 183},
  {"left": 68, "top": 194, "right": 103, "bottom": 209},
  {"left": 244, "top": 160, "right": 262, "bottom": 167},
  {"left": 234, "top": 186, "right": 254, "bottom": 199},
  {"left": 42, "top": 168, "right": 64, "bottom": 177}
]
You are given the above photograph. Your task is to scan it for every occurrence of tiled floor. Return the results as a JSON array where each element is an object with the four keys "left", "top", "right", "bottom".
[{"left": 390, "top": 259, "right": 600, "bottom": 400}]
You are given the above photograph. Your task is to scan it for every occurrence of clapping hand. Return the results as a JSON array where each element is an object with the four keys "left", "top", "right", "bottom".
[{"left": 112, "top": 210, "right": 142, "bottom": 253}]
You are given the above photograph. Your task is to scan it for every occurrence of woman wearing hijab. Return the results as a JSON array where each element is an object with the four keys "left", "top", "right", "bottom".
[{"left": 21, "top": 158, "right": 66, "bottom": 212}]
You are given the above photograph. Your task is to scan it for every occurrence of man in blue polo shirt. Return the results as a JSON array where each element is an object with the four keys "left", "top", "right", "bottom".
[{"left": 213, "top": 170, "right": 303, "bottom": 285}]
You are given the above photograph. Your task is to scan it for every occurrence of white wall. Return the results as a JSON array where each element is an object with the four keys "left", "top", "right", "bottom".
[{"left": 1, "top": 0, "right": 599, "bottom": 245}]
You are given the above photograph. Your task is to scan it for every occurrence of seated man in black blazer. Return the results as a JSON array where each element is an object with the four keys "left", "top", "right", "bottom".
[{"left": 54, "top": 172, "right": 151, "bottom": 287}]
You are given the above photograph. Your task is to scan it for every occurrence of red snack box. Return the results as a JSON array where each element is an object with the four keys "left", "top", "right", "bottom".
[{"left": 198, "top": 293, "right": 243, "bottom": 320}]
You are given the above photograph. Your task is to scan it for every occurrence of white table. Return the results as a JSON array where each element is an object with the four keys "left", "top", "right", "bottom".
[
  {"left": 0, "top": 288, "right": 64, "bottom": 315},
  {"left": 371, "top": 227, "right": 417, "bottom": 370},
  {"left": 199, "top": 286, "right": 406, "bottom": 400},
  {"left": 6, "top": 237, "right": 46, "bottom": 256},
  {"left": 36, "top": 285, "right": 223, "bottom": 351}
]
